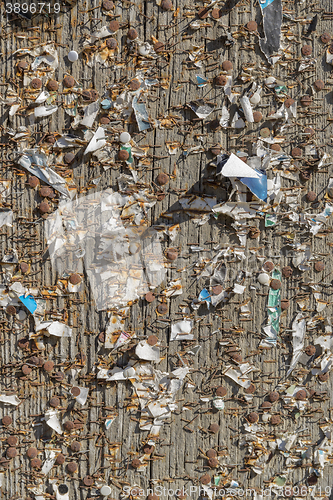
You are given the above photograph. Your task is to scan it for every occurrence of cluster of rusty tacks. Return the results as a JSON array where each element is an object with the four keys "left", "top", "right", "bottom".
[{"left": 1, "top": 0, "right": 333, "bottom": 499}]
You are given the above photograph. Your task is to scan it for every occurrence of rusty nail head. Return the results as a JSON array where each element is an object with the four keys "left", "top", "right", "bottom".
[
  {"left": 208, "top": 457, "right": 219, "bottom": 468},
  {"left": 222, "top": 60, "right": 233, "bottom": 71},
  {"left": 83, "top": 475, "right": 94, "bottom": 486},
  {"left": 211, "top": 8, "right": 222, "bottom": 19},
  {"left": 253, "top": 111, "right": 263, "bottom": 123},
  {"left": 244, "top": 383, "right": 256, "bottom": 394},
  {"left": 43, "top": 360, "right": 54, "bottom": 372},
  {"left": 27, "top": 447, "right": 38, "bottom": 459},
  {"left": 161, "top": 0, "right": 173, "bottom": 10},
  {"left": 270, "top": 415, "right": 281, "bottom": 425},
  {"left": 291, "top": 147, "right": 302, "bottom": 158},
  {"left": 282, "top": 266, "right": 293, "bottom": 278},
  {"left": 271, "top": 144, "right": 281, "bottom": 151},
  {"left": 305, "top": 345, "right": 316, "bottom": 356},
  {"left": 247, "top": 412, "right": 259, "bottom": 423},
  {"left": 261, "top": 401, "right": 272, "bottom": 409},
  {"left": 143, "top": 443, "right": 155, "bottom": 454},
  {"left": 28, "top": 176, "right": 40, "bottom": 188},
  {"left": 284, "top": 98, "right": 295, "bottom": 108},
  {"left": 102, "top": 0, "right": 114, "bottom": 9},
  {"left": 200, "top": 474, "right": 211, "bottom": 485},
  {"left": 67, "top": 461, "right": 78, "bottom": 473},
  {"left": 198, "top": 7, "right": 209, "bottom": 19},
  {"left": 321, "top": 32, "right": 331, "bottom": 43},
  {"left": 127, "top": 28, "right": 138, "bottom": 40},
  {"left": 306, "top": 191, "right": 317, "bottom": 202},
  {"left": 314, "top": 261, "right": 324, "bottom": 272},
  {"left": 109, "top": 20, "right": 120, "bottom": 32},
  {"left": 270, "top": 279, "right": 281, "bottom": 290},
  {"left": 147, "top": 335, "right": 158, "bottom": 346},
  {"left": 55, "top": 453, "right": 66, "bottom": 465},
  {"left": 313, "top": 79, "right": 325, "bottom": 91},
  {"left": 304, "top": 127, "right": 315, "bottom": 136},
  {"left": 156, "top": 172, "right": 169, "bottom": 185},
  {"left": 106, "top": 38, "right": 118, "bottom": 49},
  {"left": 20, "top": 262, "right": 29, "bottom": 274},
  {"left": 69, "top": 273, "right": 81, "bottom": 285},
  {"left": 131, "top": 458, "right": 142, "bottom": 468},
  {"left": 128, "top": 79, "right": 141, "bottom": 91},
  {"left": 50, "top": 396, "right": 60, "bottom": 408},
  {"left": 6, "top": 305, "right": 16, "bottom": 315},
  {"left": 2, "top": 416, "right": 12, "bottom": 426},
  {"left": 64, "top": 421, "right": 75, "bottom": 431},
  {"left": 7, "top": 436, "right": 18, "bottom": 446},
  {"left": 100, "top": 115, "right": 110, "bottom": 124},
  {"left": 216, "top": 386, "right": 227, "bottom": 397},
  {"left": 63, "top": 75, "right": 75, "bottom": 88},
  {"left": 212, "top": 284, "right": 223, "bottom": 295},
  {"left": 17, "top": 60, "right": 28, "bottom": 70},
  {"left": 263, "top": 261, "right": 274, "bottom": 272},
  {"left": 166, "top": 248, "right": 178, "bottom": 261},
  {"left": 318, "top": 372, "right": 329, "bottom": 382},
  {"left": 154, "top": 41, "right": 165, "bottom": 52},
  {"left": 39, "top": 202, "right": 50, "bottom": 214},
  {"left": 246, "top": 20, "right": 257, "bottom": 32},
  {"left": 145, "top": 292, "right": 155, "bottom": 303},
  {"left": 118, "top": 150, "right": 130, "bottom": 161},
  {"left": 31, "top": 78, "right": 42, "bottom": 89},
  {"left": 301, "top": 44, "right": 312, "bottom": 56},
  {"left": 214, "top": 75, "right": 227, "bottom": 87},
  {"left": 40, "top": 186, "right": 54, "bottom": 198},
  {"left": 208, "top": 423, "right": 219, "bottom": 434},
  {"left": 280, "top": 299, "right": 289, "bottom": 310},
  {"left": 157, "top": 303, "right": 168, "bottom": 315},
  {"left": 206, "top": 448, "right": 217, "bottom": 458},
  {"left": 70, "top": 441, "right": 81, "bottom": 452},
  {"left": 71, "top": 386, "right": 81, "bottom": 397},
  {"left": 22, "top": 364, "right": 32, "bottom": 375},
  {"left": 7, "top": 447, "right": 17, "bottom": 459},
  {"left": 47, "top": 79, "right": 59, "bottom": 91},
  {"left": 268, "top": 391, "right": 279, "bottom": 402},
  {"left": 295, "top": 389, "right": 307, "bottom": 400},
  {"left": 300, "top": 95, "right": 312, "bottom": 106}
]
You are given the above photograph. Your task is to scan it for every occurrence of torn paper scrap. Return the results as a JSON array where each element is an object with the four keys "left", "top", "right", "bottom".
[{"left": 259, "top": 0, "right": 282, "bottom": 64}]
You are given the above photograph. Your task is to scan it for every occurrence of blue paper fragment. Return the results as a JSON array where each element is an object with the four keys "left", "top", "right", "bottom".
[
  {"left": 239, "top": 170, "right": 267, "bottom": 202},
  {"left": 198, "top": 288, "right": 212, "bottom": 308},
  {"left": 195, "top": 75, "right": 208, "bottom": 87},
  {"left": 101, "top": 99, "right": 112, "bottom": 110},
  {"left": 19, "top": 294, "right": 37, "bottom": 314}
]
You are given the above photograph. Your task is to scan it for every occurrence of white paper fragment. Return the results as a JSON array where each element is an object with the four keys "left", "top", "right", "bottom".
[
  {"left": 135, "top": 340, "right": 160, "bottom": 361},
  {"left": 45, "top": 410, "right": 63, "bottom": 434},
  {"left": 286, "top": 313, "right": 306, "bottom": 377},
  {"left": 36, "top": 321, "right": 72, "bottom": 338},
  {"left": 170, "top": 319, "right": 194, "bottom": 340},
  {"left": 0, "top": 394, "right": 20, "bottom": 405},
  {"left": 84, "top": 127, "right": 107, "bottom": 154}
]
